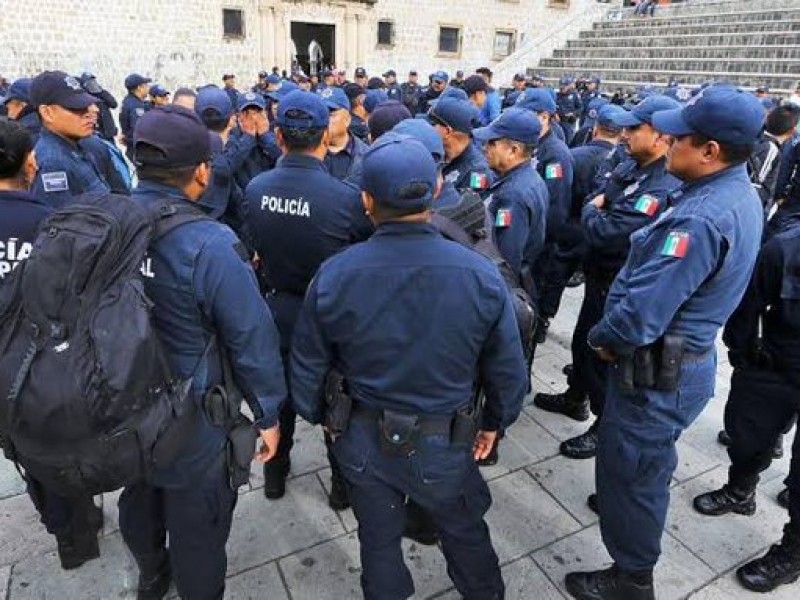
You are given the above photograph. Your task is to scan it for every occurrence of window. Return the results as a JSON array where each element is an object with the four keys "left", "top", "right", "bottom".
[
  {"left": 223, "top": 9, "right": 245, "bottom": 38},
  {"left": 377, "top": 21, "right": 394, "bottom": 46},
  {"left": 438, "top": 26, "right": 461, "bottom": 55},
  {"left": 493, "top": 31, "right": 515, "bottom": 58}
]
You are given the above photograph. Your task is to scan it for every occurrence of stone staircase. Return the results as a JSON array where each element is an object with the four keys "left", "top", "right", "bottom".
[{"left": 532, "top": 0, "right": 800, "bottom": 94}]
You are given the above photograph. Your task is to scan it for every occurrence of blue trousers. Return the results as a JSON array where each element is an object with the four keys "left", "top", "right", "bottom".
[
  {"left": 334, "top": 416, "right": 503, "bottom": 600},
  {"left": 597, "top": 353, "right": 716, "bottom": 571},
  {"left": 118, "top": 452, "right": 236, "bottom": 600}
]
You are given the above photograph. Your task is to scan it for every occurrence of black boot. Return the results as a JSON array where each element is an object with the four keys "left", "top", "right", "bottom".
[
  {"left": 587, "top": 493, "right": 599, "bottom": 516},
  {"left": 56, "top": 532, "right": 100, "bottom": 570},
  {"left": 476, "top": 435, "right": 501, "bottom": 467},
  {"left": 737, "top": 527, "right": 800, "bottom": 593},
  {"left": 561, "top": 421, "right": 599, "bottom": 459},
  {"left": 534, "top": 318, "right": 550, "bottom": 344},
  {"left": 565, "top": 566, "right": 655, "bottom": 600},
  {"left": 328, "top": 470, "right": 351, "bottom": 511},
  {"left": 263, "top": 457, "right": 290, "bottom": 500},
  {"left": 135, "top": 551, "right": 172, "bottom": 600},
  {"left": 533, "top": 387, "right": 590, "bottom": 422},
  {"left": 562, "top": 363, "right": 574, "bottom": 378},
  {"left": 717, "top": 429, "right": 731, "bottom": 446},
  {"left": 778, "top": 488, "right": 789, "bottom": 509},
  {"left": 693, "top": 484, "right": 756, "bottom": 516},
  {"left": 567, "top": 271, "right": 585, "bottom": 288}
]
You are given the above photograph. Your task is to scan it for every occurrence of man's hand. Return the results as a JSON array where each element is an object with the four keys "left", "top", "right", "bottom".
[
  {"left": 238, "top": 112, "right": 258, "bottom": 137},
  {"left": 591, "top": 194, "right": 607, "bottom": 210},
  {"left": 473, "top": 430, "right": 498, "bottom": 461},
  {"left": 255, "top": 426, "right": 280, "bottom": 463},
  {"left": 595, "top": 347, "right": 617, "bottom": 363}
]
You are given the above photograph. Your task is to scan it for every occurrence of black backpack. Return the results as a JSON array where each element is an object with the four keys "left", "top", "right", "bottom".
[
  {"left": 432, "top": 191, "right": 537, "bottom": 363},
  {"left": 0, "top": 193, "right": 208, "bottom": 496}
]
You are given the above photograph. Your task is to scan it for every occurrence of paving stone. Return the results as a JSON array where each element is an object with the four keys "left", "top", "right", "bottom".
[
  {"left": 485, "top": 470, "right": 582, "bottom": 563},
  {"left": 527, "top": 456, "right": 598, "bottom": 527},
  {"left": 224, "top": 561, "right": 288, "bottom": 600},
  {"left": 672, "top": 438, "right": 723, "bottom": 484},
  {"left": 476, "top": 434, "right": 537, "bottom": 482},
  {"left": 0, "top": 565, "right": 10, "bottom": 600},
  {"left": 317, "top": 468, "right": 358, "bottom": 533},
  {"left": 8, "top": 532, "right": 141, "bottom": 599},
  {"left": 0, "top": 461, "right": 26, "bottom": 501},
  {"left": 100, "top": 489, "right": 121, "bottom": 537},
  {"left": 666, "top": 466, "right": 789, "bottom": 574},
  {"left": 533, "top": 525, "right": 716, "bottom": 600},
  {"left": 503, "top": 411, "right": 561, "bottom": 465},
  {"left": 226, "top": 473, "right": 345, "bottom": 576},
  {"left": 524, "top": 405, "right": 590, "bottom": 445},
  {"left": 0, "top": 493, "right": 54, "bottom": 568},
  {"left": 690, "top": 569, "right": 800, "bottom": 599},
  {"left": 436, "top": 555, "right": 566, "bottom": 600}
]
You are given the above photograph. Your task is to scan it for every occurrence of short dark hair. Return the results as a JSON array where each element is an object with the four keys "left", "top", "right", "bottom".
[
  {"left": 0, "top": 119, "right": 34, "bottom": 179},
  {"left": 173, "top": 87, "right": 197, "bottom": 101},
  {"left": 766, "top": 104, "right": 800, "bottom": 137},
  {"left": 278, "top": 126, "right": 326, "bottom": 152},
  {"left": 689, "top": 133, "right": 754, "bottom": 166},
  {"left": 199, "top": 108, "right": 229, "bottom": 133},
  {"left": 135, "top": 143, "right": 200, "bottom": 188}
]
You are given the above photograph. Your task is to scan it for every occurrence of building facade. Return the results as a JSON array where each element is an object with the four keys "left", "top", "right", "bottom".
[{"left": 0, "top": 0, "right": 600, "bottom": 96}]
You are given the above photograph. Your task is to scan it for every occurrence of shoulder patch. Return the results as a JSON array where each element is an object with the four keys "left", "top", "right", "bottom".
[
  {"left": 445, "top": 170, "right": 460, "bottom": 184},
  {"left": 545, "top": 163, "right": 564, "bottom": 179},
  {"left": 661, "top": 230, "right": 690, "bottom": 258},
  {"left": 41, "top": 172, "right": 69, "bottom": 193},
  {"left": 135, "top": 107, "right": 145, "bottom": 116},
  {"left": 634, "top": 194, "right": 660, "bottom": 217},
  {"left": 495, "top": 209, "right": 512, "bottom": 228},
  {"left": 470, "top": 172, "right": 489, "bottom": 190}
]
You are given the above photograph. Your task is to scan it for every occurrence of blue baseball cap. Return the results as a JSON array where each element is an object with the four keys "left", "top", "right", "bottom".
[
  {"left": 438, "top": 87, "right": 468, "bottom": 102},
  {"left": 124, "top": 73, "right": 152, "bottom": 90},
  {"left": 472, "top": 107, "right": 541, "bottom": 145},
  {"left": 583, "top": 96, "right": 609, "bottom": 125},
  {"left": 133, "top": 105, "right": 211, "bottom": 168},
  {"left": 515, "top": 88, "right": 557, "bottom": 114},
  {"left": 276, "top": 90, "right": 329, "bottom": 130},
  {"left": 238, "top": 90, "right": 267, "bottom": 111},
  {"left": 611, "top": 95, "right": 682, "bottom": 127},
  {"left": 652, "top": 84, "right": 766, "bottom": 146},
  {"left": 318, "top": 86, "right": 351, "bottom": 111},
  {"left": 368, "top": 101, "right": 412, "bottom": 140},
  {"left": 427, "top": 98, "right": 481, "bottom": 135},
  {"left": 362, "top": 137, "right": 439, "bottom": 212},
  {"left": 0, "top": 78, "right": 31, "bottom": 105},
  {"left": 559, "top": 76, "right": 575, "bottom": 87},
  {"left": 432, "top": 71, "right": 449, "bottom": 84},
  {"left": 596, "top": 105, "right": 626, "bottom": 132},
  {"left": 195, "top": 87, "right": 234, "bottom": 121},
  {"left": 29, "top": 71, "right": 97, "bottom": 110},
  {"left": 391, "top": 119, "right": 446, "bottom": 164},
  {"left": 149, "top": 84, "right": 169, "bottom": 98},
  {"left": 364, "top": 89, "right": 389, "bottom": 114},
  {"left": 267, "top": 80, "right": 299, "bottom": 101},
  {"left": 266, "top": 74, "right": 281, "bottom": 85}
]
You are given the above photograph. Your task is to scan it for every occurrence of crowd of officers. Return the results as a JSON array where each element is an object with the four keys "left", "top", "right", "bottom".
[{"left": 0, "top": 62, "right": 799, "bottom": 600}]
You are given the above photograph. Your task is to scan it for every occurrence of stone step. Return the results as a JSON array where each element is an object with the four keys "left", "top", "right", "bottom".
[
  {"left": 567, "top": 31, "right": 800, "bottom": 49},
  {"left": 594, "top": 8, "right": 800, "bottom": 31},
  {"left": 580, "top": 19, "right": 800, "bottom": 39},
  {"left": 554, "top": 45, "right": 800, "bottom": 61},
  {"left": 541, "top": 56, "right": 799, "bottom": 75},
  {"left": 620, "top": 0, "right": 800, "bottom": 17},
  {"left": 531, "top": 66, "right": 795, "bottom": 94}
]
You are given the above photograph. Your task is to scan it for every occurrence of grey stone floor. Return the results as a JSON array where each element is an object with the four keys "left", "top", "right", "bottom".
[{"left": 0, "top": 287, "right": 796, "bottom": 599}]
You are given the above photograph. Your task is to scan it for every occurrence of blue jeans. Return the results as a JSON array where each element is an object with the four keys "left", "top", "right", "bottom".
[
  {"left": 597, "top": 353, "right": 716, "bottom": 571},
  {"left": 635, "top": 0, "right": 657, "bottom": 16},
  {"left": 333, "top": 415, "right": 503, "bottom": 600}
]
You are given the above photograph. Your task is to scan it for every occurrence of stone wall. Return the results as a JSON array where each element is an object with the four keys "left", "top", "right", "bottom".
[{"left": 0, "top": 0, "right": 601, "bottom": 99}]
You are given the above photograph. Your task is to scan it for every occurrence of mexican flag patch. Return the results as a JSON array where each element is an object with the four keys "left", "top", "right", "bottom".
[
  {"left": 470, "top": 172, "right": 489, "bottom": 190},
  {"left": 495, "top": 209, "right": 512, "bottom": 227},
  {"left": 634, "top": 194, "right": 660, "bottom": 217},
  {"left": 545, "top": 163, "right": 564, "bottom": 179},
  {"left": 661, "top": 230, "right": 690, "bottom": 258}
]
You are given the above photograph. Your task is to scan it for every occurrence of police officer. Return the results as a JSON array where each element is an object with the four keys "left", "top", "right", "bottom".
[
  {"left": 0, "top": 79, "right": 41, "bottom": 141},
  {"left": 571, "top": 96, "right": 608, "bottom": 149},
  {"left": 462, "top": 75, "right": 489, "bottom": 115},
  {"left": 400, "top": 70, "right": 422, "bottom": 115},
  {"left": 227, "top": 91, "right": 281, "bottom": 191},
  {"left": 516, "top": 88, "right": 576, "bottom": 341},
  {"left": 244, "top": 91, "right": 373, "bottom": 507},
  {"left": 222, "top": 74, "right": 239, "bottom": 108},
  {"left": 321, "top": 87, "right": 369, "bottom": 180},
  {"left": 149, "top": 84, "right": 170, "bottom": 107},
  {"left": 0, "top": 118, "right": 106, "bottom": 571},
  {"left": 565, "top": 85, "right": 765, "bottom": 600},
  {"left": 427, "top": 98, "right": 494, "bottom": 194},
  {"left": 419, "top": 70, "right": 448, "bottom": 114},
  {"left": 692, "top": 225, "right": 800, "bottom": 594},
  {"left": 290, "top": 136, "right": 528, "bottom": 600},
  {"left": 120, "top": 73, "right": 152, "bottom": 161},
  {"left": 475, "top": 67, "right": 502, "bottom": 126},
  {"left": 121, "top": 106, "right": 286, "bottom": 600},
  {"left": 344, "top": 83, "right": 369, "bottom": 142},
  {"left": 316, "top": 69, "right": 336, "bottom": 94},
  {"left": 503, "top": 73, "right": 528, "bottom": 109},
  {"left": 556, "top": 77, "right": 583, "bottom": 146},
  {"left": 580, "top": 77, "right": 602, "bottom": 121},
  {"left": 78, "top": 73, "right": 118, "bottom": 142},
  {"left": 383, "top": 70, "right": 402, "bottom": 102},
  {"left": 29, "top": 71, "right": 110, "bottom": 208},
  {"left": 535, "top": 97, "right": 681, "bottom": 459}
]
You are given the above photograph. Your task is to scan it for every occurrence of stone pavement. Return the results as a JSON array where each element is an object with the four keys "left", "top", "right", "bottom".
[{"left": 0, "top": 286, "right": 796, "bottom": 599}]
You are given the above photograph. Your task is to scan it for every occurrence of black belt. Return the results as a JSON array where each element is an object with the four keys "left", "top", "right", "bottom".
[{"left": 352, "top": 403, "right": 457, "bottom": 437}]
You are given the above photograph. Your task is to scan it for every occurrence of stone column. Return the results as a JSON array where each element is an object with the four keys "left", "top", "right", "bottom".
[
  {"left": 344, "top": 13, "right": 357, "bottom": 72},
  {"left": 258, "top": 1, "right": 276, "bottom": 70}
]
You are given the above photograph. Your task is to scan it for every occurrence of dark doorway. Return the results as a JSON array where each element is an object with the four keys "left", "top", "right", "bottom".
[{"left": 291, "top": 22, "right": 336, "bottom": 77}]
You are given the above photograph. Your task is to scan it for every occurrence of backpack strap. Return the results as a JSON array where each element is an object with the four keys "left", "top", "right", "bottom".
[{"left": 151, "top": 201, "right": 213, "bottom": 243}]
